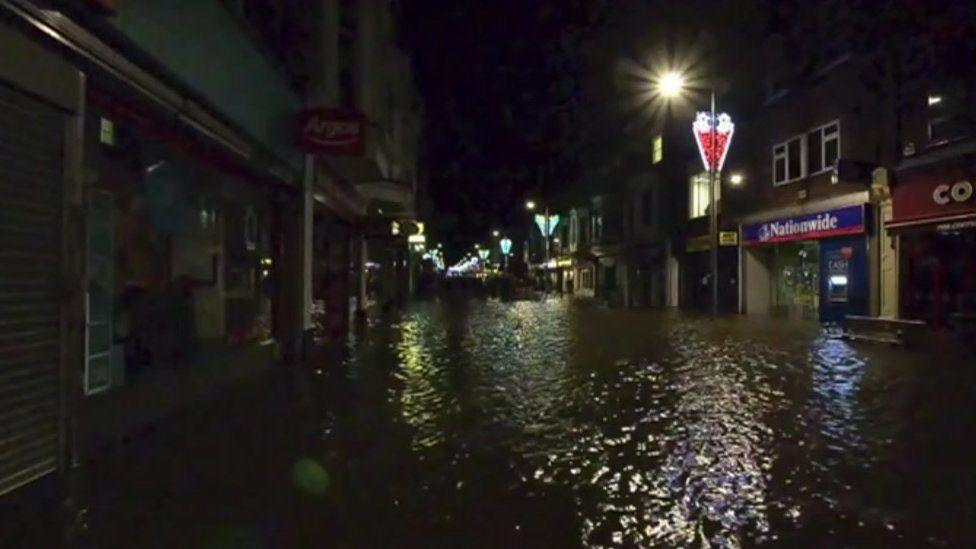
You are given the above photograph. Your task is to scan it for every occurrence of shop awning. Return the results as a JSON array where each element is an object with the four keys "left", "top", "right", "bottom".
[{"left": 887, "top": 212, "right": 976, "bottom": 231}]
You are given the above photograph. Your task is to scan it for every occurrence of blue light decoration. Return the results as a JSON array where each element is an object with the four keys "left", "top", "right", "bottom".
[
  {"left": 499, "top": 237, "right": 512, "bottom": 255},
  {"left": 534, "top": 214, "right": 560, "bottom": 236}
]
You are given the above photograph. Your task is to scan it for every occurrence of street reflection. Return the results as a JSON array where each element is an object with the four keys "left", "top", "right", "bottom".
[{"left": 329, "top": 299, "right": 973, "bottom": 547}]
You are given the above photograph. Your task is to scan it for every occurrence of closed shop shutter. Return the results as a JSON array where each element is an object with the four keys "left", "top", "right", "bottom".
[{"left": 0, "top": 82, "right": 64, "bottom": 496}]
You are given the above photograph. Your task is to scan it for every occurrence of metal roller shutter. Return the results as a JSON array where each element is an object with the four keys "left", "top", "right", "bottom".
[{"left": 0, "top": 82, "right": 64, "bottom": 496}]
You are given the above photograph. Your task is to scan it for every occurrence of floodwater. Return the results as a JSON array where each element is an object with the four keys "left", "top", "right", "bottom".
[{"left": 67, "top": 298, "right": 976, "bottom": 547}]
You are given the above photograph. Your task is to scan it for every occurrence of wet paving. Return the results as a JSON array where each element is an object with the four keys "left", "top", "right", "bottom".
[{"left": 72, "top": 298, "right": 975, "bottom": 547}]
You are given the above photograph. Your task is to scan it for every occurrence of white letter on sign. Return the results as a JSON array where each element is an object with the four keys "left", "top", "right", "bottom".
[
  {"left": 950, "top": 180, "right": 974, "bottom": 202},
  {"left": 933, "top": 184, "right": 951, "bottom": 205}
]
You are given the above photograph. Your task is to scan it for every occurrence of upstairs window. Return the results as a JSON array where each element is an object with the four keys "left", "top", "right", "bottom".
[
  {"left": 773, "top": 135, "right": 803, "bottom": 186},
  {"left": 929, "top": 116, "right": 973, "bottom": 145},
  {"left": 689, "top": 172, "right": 719, "bottom": 218},
  {"left": 807, "top": 121, "right": 840, "bottom": 175},
  {"left": 927, "top": 86, "right": 973, "bottom": 146},
  {"left": 591, "top": 214, "right": 603, "bottom": 242},
  {"left": 652, "top": 135, "right": 663, "bottom": 164}
]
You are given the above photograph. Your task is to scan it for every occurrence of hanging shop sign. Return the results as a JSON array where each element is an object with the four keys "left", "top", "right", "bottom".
[
  {"left": 742, "top": 205, "right": 865, "bottom": 246},
  {"left": 692, "top": 112, "right": 734, "bottom": 172},
  {"left": 889, "top": 161, "right": 976, "bottom": 230},
  {"left": 299, "top": 108, "right": 365, "bottom": 156},
  {"left": 719, "top": 231, "right": 739, "bottom": 246}
]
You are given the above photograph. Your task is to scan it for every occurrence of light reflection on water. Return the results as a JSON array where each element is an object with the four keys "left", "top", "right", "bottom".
[{"left": 337, "top": 298, "right": 973, "bottom": 547}]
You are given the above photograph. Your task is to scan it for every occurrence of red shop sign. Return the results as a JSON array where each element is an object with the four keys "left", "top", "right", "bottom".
[
  {"left": 889, "top": 158, "right": 976, "bottom": 230},
  {"left": 299, "top": 108, "right": 365, "bottom": 156}
]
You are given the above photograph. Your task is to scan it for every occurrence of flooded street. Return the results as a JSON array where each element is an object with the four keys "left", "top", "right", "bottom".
[
  {"left": 305, "top": 298, "right": 976, "bottom": 547},
  {"left": 79, "top": 298, "right": 975, "bottom": 548}
]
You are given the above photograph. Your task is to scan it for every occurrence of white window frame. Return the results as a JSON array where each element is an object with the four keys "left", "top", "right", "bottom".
[
  {"left": 772, "top": 134, "right": 805, "bottom": 186},
  {"left": 807, "top": 120, "right": 840, "bottom": 176}
]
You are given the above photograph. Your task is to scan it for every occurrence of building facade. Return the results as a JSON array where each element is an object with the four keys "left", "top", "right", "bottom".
[
  {"left": 886, "top": 82, "right": 976, "bottom": 327},
  {"left": 736, "top": 53, "right": 891, "bottom": 322},
  {"left": 0, "top": 0, "right": 420, "bottom": 502}
]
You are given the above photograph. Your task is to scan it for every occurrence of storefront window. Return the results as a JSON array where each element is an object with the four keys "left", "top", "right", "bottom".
[
  {"left": 772, "top": 242, "right": 820, "bottom": 319},
  {"left": 901, "top": 229, "right": 976, "bottom": 325},
  {"left": 86, "top": 108, "right": 275, "bottom": 384}
]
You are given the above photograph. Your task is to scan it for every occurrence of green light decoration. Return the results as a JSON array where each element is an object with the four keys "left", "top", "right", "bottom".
[
  {"left": 499, "top": 237, "right": 512, "bottom": 255},
  {"left": 534, "top": 214, "right": 560, "bottom": 236}
]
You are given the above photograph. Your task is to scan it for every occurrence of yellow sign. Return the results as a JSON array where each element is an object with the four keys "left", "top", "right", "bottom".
[
  {"left": 556, "top": 258, "right": 573, "bottom": 267},
  {"left": 686, "top": 235, "right": 710, "bottom": 253},
  {"left": 719, "top": 231, "right": 739, "bottom": 246}
]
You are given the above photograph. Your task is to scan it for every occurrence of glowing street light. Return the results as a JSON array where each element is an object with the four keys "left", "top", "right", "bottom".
[
  {"left": 525, "top": 200, "right": 536, "bottom": 211},
  {"left": 499, "top": 237, "right": 513, "bottom": 272},
  {"left": 492, "top": 229, "right": 500, "bottom": 237},
  {"left": 729, "top": 173, "right": 744, "bottom": 186},
  {"left": 499, "top": 237, "right": 512, "bottom": 255},
  {"left": 657, "top": 71, "right": 686, "bottom": 98}
]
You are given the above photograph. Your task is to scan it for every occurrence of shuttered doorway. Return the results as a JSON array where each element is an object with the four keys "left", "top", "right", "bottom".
[{"left": 0, "top": 82, "right": 65, "bottom": 496}]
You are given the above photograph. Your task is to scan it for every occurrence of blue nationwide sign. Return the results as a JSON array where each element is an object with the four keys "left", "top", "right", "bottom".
[{"left": 742, "top": 205, "right": 865, "bottom": 246}]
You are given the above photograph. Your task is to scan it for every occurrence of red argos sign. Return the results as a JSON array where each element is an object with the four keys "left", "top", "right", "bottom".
[{"left": 299, "top": 108, "right": 365, "bottom": 156}]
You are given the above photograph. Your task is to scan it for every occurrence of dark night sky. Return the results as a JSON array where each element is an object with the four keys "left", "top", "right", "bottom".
[{"left": 399, "top": 1, "right": 611, "bottom": 258}]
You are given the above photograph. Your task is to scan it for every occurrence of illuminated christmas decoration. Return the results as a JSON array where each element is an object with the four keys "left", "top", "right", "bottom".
[
  {"left": 692, "top": 112, "right": 734, "bottom": 173},
  {"left": 499, "top": 237, "right": 512, "bottom": 255},
  {"left": 534, "top": 214, "right": 560, "bottom": 236},
  {"left": 477, "top": 248, "right": 490, "bottom": 261}
]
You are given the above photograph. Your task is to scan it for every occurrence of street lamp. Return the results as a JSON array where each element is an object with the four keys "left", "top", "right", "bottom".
[
  {"left": 656, "top": 70, "right": 734, "bottom": 317},
  {"left": 658, "top": 71, "right": 686, "bottom": 98},
  {"left": 729, "top": 173, "right": 744, "bottom": 186},
  {"left": 525, "top": 200, "right": 536, "bottom": 211},
  {"left": 492, "top": 229, "right": 500, "bottom": 238}
]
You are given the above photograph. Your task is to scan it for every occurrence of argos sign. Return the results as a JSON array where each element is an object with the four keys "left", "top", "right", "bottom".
[{"left": 299, "top": 108, "right": 365, "bottom": 156}]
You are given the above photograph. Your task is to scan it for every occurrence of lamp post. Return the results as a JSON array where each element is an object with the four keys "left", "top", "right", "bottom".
[
  {"left": 527, "top": 200, "right": 561, "bottom": 291},
  {"left": 657, "top": 72, "right": 734, "bottom": 317}
]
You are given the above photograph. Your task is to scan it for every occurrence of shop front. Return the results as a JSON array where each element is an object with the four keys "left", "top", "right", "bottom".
[
  {"left": 741, "top": 203, "right": 870, "bottom": 322},
  {"left": 574, "top": 262, "right": 595, "bottom": 298},
  {"left": 679, "top": 231, "right": 739, "bottom": 312},
  {"left": 0, "top": 22, "right": 84, "bottom": 498},
  {"left": 889, "top": 155, "right": 976, "bottom": 326}
]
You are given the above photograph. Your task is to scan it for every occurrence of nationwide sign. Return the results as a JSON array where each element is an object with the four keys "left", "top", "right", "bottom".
[
  {"left": 742, "top": 205, "right": 865, "bottom": 246},
  {"left": 299, "top": 108, "right": 365, "bottom": 156}
]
